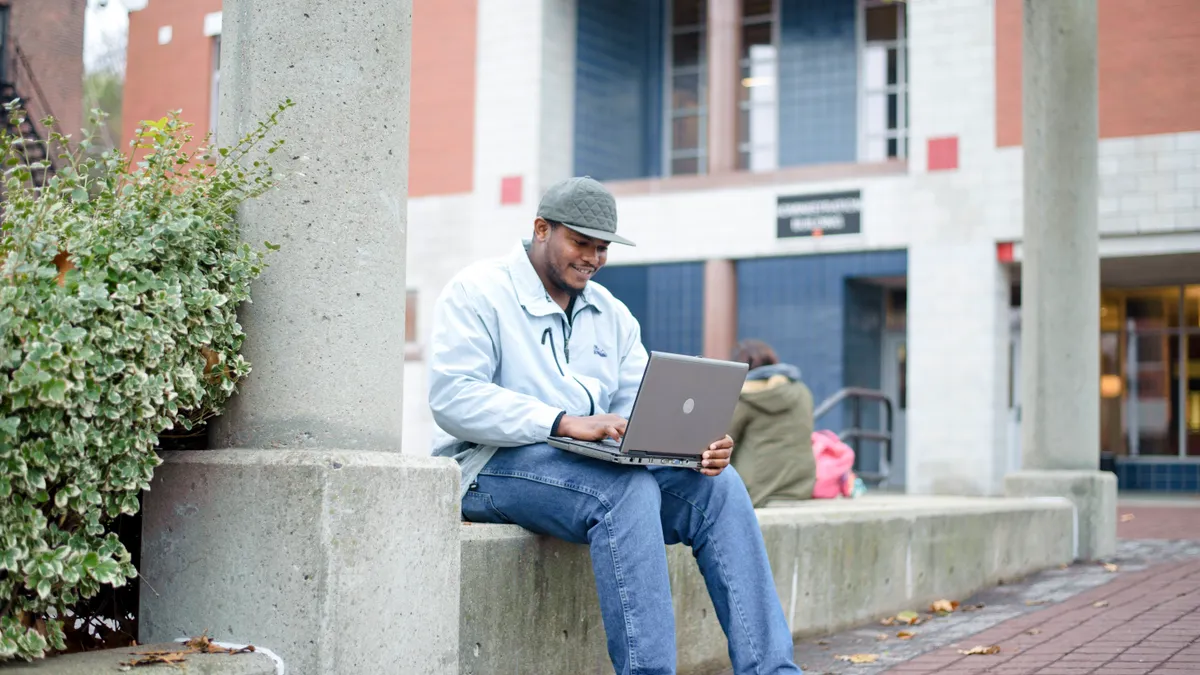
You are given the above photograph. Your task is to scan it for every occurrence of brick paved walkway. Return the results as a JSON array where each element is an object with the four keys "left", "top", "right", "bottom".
[
  {"left": 1118, "top": 503, "right": 1200, "bottom": 540},
  {"left": 882, "top": 557, "right": 1200, "bottom": 674}
]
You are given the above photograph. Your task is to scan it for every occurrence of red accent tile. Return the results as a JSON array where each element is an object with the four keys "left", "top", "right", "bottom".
[
  {"left": 927, "top": 136, "right": 959, "bottom": 171},
  {"left": 500, "top": 175, "right": 523, "bottom": 205}
]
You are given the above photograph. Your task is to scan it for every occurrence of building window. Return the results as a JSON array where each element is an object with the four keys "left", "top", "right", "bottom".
[
  {"left": 405, "top": 288, "right": 421, "bottom": 360},
  {"left": 666, "top": 0, "right": 707, "bottom": 176},
  {"left": 405, "top": 289, "right": 419, "bottom": 344},
  {"left": 859, "top": 0, "right": 908, "bottom": 161},
  {"left": 738, "top": 0, "right": 777, "bottom": 172},
  {"left": 209, "top": 35, "right": 221, "bottom": 137}
]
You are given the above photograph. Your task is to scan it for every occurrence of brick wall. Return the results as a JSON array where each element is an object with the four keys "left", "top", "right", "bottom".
[
  {"left": 8, "top": 0, "right": 85, "bottom": 141},
  {"left": 123, "top": 0, "right": 479, "bottom": 196},
  {"left": 996, "top": 0, "right": 1200, "bottom": 146},
  {"left": 409, "top": 0, "right": 477, "bottom": 197},
  {"left": 122, "top": 0, "right": 220, "bottom": 147}
]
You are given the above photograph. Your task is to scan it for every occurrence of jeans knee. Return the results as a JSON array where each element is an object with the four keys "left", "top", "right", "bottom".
[{"left": 606, "top": 468, "right": 662, "bottom": 512}]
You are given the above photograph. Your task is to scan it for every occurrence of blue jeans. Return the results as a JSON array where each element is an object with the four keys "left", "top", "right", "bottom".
[{"left": 461, "top": 443, "right": 802, "bottom": 675}]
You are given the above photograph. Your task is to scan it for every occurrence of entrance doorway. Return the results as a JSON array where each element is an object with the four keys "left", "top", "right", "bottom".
[
  {"left": 880, "top": 330, "right": 907, "bottom": 489},
  {"left": 1009, "top": 283, "right": 1200, "bottom": 488}
]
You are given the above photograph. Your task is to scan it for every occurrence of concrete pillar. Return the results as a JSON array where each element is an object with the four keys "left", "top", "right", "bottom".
[
  {"left": 702, "top": 259, "right": 738, "bottom": 359},
  {"left": 706, "top": 0, "right": 739, "bottom": 174},
  {"left": 1005, "top": 0, "right": 1115, "bottom": 561},
  {"left": 138, "top": 1, "right": 463, "bottom": 672},
  {"left": 907, "top": 241, "right": 1012, "bottom": 497}
]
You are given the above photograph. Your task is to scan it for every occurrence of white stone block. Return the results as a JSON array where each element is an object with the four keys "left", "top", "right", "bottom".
[
  {"left": 1138, "top": 212, "right": 1177, "bottom": 232},
  {"left": 1176, "top": 210, "right": 1200, "bottom": 231},
  {"left": 1156, "top": 153, "right": 1193, "bottom": 172},
  {"left": 1158, "top": 191, "right": 1196, "bottom": 212},
  {"left": 1179, "top": 172, "right": 1200, "bottom": 190},
  {"left": 1135, "top": 134, "right": 1177, "bottom": 153},
  {"left": 1120, "top": 155, "right": 1155, "bottom": 174},
  {"left": 1101, "top": 174, "right": 1139, "bottom": 196},
  {"left": 1120, "top": 194, "right": 1155, "bottom": 214},
  {"left": 1102, "top": 137, "right": 1137, "bottom": 156},
  {"left": 1098, "top": 196, "right": 1119, "bottom": 216},
  {"left": 1176, "top": 133, "right": 1200, "bottom": 151},
  {"left": 1137, "top": 173, "right": 1174, "bottom": 193},
  {"left": 1098, "top": 157, "right": 1120, "bottom": 176},
  {"left": 1100, "top": 215, "right": 1139, "bottom": 235}
]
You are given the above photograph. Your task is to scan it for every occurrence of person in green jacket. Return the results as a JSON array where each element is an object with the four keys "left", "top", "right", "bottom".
[{"left": 728, "top": 339, "right": 817, "bottom": 507}]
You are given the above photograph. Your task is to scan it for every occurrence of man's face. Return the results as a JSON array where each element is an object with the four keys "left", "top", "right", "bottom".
[{"left": 540, "top": 221, "right": 609, "bottom": 294}]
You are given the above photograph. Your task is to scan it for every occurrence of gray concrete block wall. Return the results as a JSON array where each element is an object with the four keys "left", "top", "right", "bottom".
[{"left": 458, "top": 496, "right": 1075, "bottom": 675}]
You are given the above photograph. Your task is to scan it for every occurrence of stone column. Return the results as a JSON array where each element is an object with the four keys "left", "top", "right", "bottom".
[
  {"left": 138, "top": 1, "right": 462, "bottom": 672},
  {"left": 707, "top": 0, "right": 740, "bottom": 174},
  {"left": 702, "top": 259, "right": 738, "bottom": 360},
  {"left": 1005, "top": 0, "right": 1115, "bottom": 561}
]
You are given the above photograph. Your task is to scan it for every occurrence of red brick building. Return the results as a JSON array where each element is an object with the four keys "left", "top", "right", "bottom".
[
  {"left": 1, "top": 0, "right": 86, "bottom": 140},
  {"left": 121, "top": 0, "right": 476, "bottom": 197}
]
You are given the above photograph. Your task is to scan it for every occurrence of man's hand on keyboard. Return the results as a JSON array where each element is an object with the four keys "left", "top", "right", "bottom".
[{"left": 559, "top": 414, "right": 627, "bottom": 442}]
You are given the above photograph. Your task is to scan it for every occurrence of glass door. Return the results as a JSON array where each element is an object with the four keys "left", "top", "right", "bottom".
[{"left": 1186, "top": 287, "right": 1200, "bottom": 455}]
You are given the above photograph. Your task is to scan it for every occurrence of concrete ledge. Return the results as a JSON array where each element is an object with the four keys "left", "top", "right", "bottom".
[
  {"left": 1006, "top": 469, "right": 1118, "bottom": 561},
  {"left": 459, "top": 495, "right": 1076, "bottom": 675},
  {"left": 0, "top": 644, "right": 276, "bottom": 675},
  {"left": 140, "top": 449, "right": 461, "bottom": 675}
]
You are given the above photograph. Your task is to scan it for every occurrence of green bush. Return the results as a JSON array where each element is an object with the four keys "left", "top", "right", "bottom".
[{"left": 0, "top": 101, "right": 291, "bottom": 661}]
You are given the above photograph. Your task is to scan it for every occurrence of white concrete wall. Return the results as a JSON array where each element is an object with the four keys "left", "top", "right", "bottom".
[
  {"left": 1097, "top": 132, "right": 1200, "bottom": 236},
  {"left": 902, "top": 0, "right": 1012, "bottom": 495}
]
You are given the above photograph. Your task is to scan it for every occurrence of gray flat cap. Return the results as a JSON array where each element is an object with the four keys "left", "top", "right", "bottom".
[{"left": 536, "top": 176, "right": 635, "bottom": 246}]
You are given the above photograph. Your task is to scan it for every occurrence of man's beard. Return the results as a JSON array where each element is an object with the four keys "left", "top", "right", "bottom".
[{"left": 548, "top": 263, "right": 584, "bottom": 296}]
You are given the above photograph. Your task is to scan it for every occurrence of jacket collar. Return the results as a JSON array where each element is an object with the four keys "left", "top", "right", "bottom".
[{"left": 506, "top": 240, "right": 602, "bottom": 318}]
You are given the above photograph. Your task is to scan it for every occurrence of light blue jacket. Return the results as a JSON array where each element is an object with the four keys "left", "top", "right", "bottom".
[{"left": 428, "top": 240, "right": 649, "bottom": 499}]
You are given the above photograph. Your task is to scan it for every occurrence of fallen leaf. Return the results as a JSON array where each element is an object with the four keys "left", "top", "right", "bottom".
[
  {"left": 1120, "top": 513, "right": 1135, "bottom": 522},
  {"left": 53, "top": 251, "right": 74, "bottom": 287},
  {"left": 121, "top": 651, "right": 188, "bottom": 667},
  {"left": 1093, "top": 601, "right": 1109, "bottom": 608},
  {"left": 816, "top": 640, "right": 830, "bottom": 647},
  {"left": 876, "top": 633, "right": 889, "bottom": 641},
  {"left": 1102, "top": 563, "right": 1119, "bottom": 573},
  {"left": 930, "top": 599, "right": 960, "bottom": 614},
  {"left": 897, "top": 631, "right": 915, "bottom": 640},
  {"left": 1026, "top": 628, "right": 1042, "bottom": 636},
  {"left": 961, "top": 603, "right": 986, "bottom": 612},
  {"left": 179, "top": 633, "right": 255, "bottom": 656},
  {"left": 896, "top": 610, "right": 921, "bottom": 625},
  {"left": 1058, "top": 564, "right": 1069, "bottom": 570},
  {"left": 1025, "top": 599, "right": 1049, "bottom": 606},
  {"left": 958, "top": 645, "right": 1001, "bottom": 656},
  {"left": 836, "top": 654, "right": 880, "bottom": 664},
  {"left": 880, "top": 616, "right": 896, "bottom": 626}
]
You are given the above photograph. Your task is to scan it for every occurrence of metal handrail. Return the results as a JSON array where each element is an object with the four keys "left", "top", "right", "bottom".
[
  {"left": 12, "top": 43, "right": 60, "bottom": 129},
  {"left": 813, "top": 387, "right": 895, "bottom": 485}
]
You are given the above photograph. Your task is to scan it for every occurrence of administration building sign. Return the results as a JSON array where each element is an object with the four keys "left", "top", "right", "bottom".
[{"left": 776, "top": 190, "right": 862, "bottom": 238}]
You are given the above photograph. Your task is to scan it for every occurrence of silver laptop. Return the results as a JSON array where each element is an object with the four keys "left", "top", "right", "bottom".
[{"left": 548, "top": 351, "right": 749, "bottom": 468}]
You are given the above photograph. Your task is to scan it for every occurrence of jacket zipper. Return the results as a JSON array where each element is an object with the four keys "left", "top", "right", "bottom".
[
  {"left": 543, "top": 324, "right": 594, "bottom": 416},
  {"left": 560, "top": 317, "right": 571, "bottom": 364},
  {"left": 541, "top": 328, "right": 564, "bottom": 376}
]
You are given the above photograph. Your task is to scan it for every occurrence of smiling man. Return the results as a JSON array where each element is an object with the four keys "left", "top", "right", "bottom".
[{"left": 428, "top": 176, "right": 803, "bottom": 675}]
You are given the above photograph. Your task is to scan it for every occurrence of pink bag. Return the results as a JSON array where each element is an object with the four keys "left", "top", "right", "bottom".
[{"left": 811, "top": 430, "right": 857, "bottom": 499}]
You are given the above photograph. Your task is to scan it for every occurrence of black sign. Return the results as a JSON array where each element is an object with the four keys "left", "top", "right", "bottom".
[{"left": 776, "top": 190, "right": 862, "bottom": 238}]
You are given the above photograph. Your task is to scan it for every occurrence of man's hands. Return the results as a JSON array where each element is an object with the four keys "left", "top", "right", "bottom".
[
  {"left": 558, "top": 414, "right": 628, "bottom": 442},
  {"left": 700, "top": 435, "right": 734, "bottom": 477},
  {"left": 558, "top": 415, "right": 735, "bottom": 478}
]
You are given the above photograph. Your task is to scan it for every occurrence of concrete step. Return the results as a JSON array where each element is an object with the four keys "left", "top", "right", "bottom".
[{"left": 459, "top": 495, "right": 1076, "bottom": 675}]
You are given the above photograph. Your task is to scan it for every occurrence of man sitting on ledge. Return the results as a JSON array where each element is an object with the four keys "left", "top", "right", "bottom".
[{"left": 428, "top": 176, "right": 803, "bottom": 675}]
